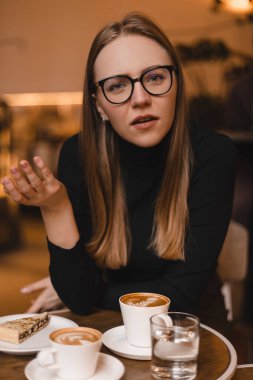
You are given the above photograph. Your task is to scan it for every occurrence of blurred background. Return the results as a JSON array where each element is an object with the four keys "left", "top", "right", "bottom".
[{"left": 0, "top": 0, "right": 253, "bottom": 363}]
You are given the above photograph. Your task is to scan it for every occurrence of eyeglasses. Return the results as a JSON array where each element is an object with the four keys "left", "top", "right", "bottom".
[{"left": 94, "top": 65, "right": 178, "bottom": 104}]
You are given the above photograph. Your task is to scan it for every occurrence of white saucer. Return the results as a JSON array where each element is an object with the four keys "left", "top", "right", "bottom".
[
  {"left": 102, "top": 325, "right": 151, "bottom": 360},
  {"left": 24, "top": 352, "right": 125, "bottom": 380},
  {"left": 0, "top": 314, "right": 78, "bottom": 355}
]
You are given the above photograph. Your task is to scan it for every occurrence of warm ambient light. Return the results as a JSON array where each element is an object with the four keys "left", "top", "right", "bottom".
[
  {"left": 3, "top": 92, "right": 83, "bottom": 107},
  {"left": 218, "top": 0, "right": 253, "bottom": 14}
]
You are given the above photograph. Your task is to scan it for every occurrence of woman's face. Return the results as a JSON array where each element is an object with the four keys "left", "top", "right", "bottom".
[{"left": 93, "top": 34, "right": 177, "bottom": 148}]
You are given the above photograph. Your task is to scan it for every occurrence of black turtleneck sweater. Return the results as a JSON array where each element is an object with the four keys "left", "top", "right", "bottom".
[{"left": 49, "top": 123, "right": 235, "bottom": 334}]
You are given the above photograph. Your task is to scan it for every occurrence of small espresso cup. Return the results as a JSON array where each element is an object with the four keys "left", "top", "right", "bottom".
[
  {"left": 37, "top": 327, "right": 102, "bottom": 380},
  {"left": 119, "top": 292, "right": 170, "bottom": 348}
]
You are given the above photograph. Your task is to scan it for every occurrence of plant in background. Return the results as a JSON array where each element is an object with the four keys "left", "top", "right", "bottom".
[{"left": 175, "top": 39, "right": 253, "bottom": 129}]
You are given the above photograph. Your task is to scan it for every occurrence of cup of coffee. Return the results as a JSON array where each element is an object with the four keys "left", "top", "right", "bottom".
[
  {"left": 119, "top": 292, "right": 170, "bottom": 348},
  {"left": 37, "top": 327, "right": 102, "bottom": 380}
]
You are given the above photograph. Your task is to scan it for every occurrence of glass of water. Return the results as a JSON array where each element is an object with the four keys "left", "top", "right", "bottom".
[{"left": 150, "top": 312, "right": 200, "bottom": 379}]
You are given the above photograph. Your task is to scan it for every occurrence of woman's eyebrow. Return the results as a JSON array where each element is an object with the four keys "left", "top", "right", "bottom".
[{"left": 102, "top": 64, "right": 170, "bottom": 80}]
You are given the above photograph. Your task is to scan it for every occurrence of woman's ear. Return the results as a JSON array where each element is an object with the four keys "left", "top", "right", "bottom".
[{"left": 92, "top": 94, "right": 108, "bottom": 121}]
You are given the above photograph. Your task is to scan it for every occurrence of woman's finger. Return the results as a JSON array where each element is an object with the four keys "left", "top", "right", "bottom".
[
  {"left": 10, "top": 166, "right": 37, "bottom": 199},
  {"left": 21, "top": 277, "right": 51, "bottom": 294},
  {"left": 26, "top": 291, "right": 50, "bottom": 313},
  {"left": 25, "top": 287, "right": 62, "bottom": 313},
  {"left": 26, "top": 297, "right": 44, "bottom": 313},
  {"left": 1, "top": 176, "right": 31, "bottom": 204},
  {"left": 19, "top": 160, "right": 45, "bottom": 193},
  {"left": 33, "top": 156, "right": 56, "bottom": 186}
]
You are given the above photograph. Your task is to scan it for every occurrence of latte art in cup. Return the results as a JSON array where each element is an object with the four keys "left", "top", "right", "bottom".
[
  {"left": 51, "top": 328, "right": 101, "bottom": 346},
  {"left": 121, "top": 293, "right": 168, "bottom": 307},
  {"left": 119, "top": 292, "right": 170, "bottom": 347},
  {"left": 37, "top": 327, "right": 102, "bottom": 380}
]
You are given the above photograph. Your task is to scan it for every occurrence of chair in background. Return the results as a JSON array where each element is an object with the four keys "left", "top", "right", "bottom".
[{"left": 218, "top": 220, "right": 249, "bottom": 321}]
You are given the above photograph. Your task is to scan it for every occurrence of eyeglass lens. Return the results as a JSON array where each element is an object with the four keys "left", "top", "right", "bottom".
[{"left": 103, "top": 66, "right": 173, "bottom": 104}]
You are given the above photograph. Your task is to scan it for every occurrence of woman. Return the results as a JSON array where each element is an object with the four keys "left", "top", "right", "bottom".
[{"left": 2, "top": 13, "right": 235, "bottom": 336}]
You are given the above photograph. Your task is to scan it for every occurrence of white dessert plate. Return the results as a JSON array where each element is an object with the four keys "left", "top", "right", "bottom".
[
  {"left": 0, "top": 313, "right": 78, "bottom": 355},
  {"left": 25, "top": 352, "right": 125, "bottom": 380},
  {"left": 102, "top": 325, "right": 151, "bottom": 360}
]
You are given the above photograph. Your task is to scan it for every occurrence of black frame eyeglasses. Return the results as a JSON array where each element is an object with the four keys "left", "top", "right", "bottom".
[{"left": 94, "top": 65, "right": 178, "bottom": 104}]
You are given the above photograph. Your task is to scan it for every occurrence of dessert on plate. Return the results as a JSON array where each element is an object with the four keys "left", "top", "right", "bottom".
[{"left": 0, "top": 312, "right": 49, "bottom": 344}]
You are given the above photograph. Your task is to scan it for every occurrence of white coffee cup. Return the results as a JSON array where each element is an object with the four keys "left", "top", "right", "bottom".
[
  {"left": 37, "top": 327, "right": 102, "bottom": 380},
  {"left": 119, "top": 292, "right": 170, "bottom": 347}
]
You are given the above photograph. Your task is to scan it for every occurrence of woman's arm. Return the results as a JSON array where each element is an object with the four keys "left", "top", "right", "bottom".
[
  {"left": 2, "top": 134, "right": 100, "bottom": 315},
  {"left": 1, "top": 156, "right": 79, "bottom": 249},
  {"left": 48, "top": 135, "right": 102, "bottom": 315}
]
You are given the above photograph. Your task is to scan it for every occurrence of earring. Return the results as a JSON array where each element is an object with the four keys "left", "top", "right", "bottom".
[{"left": 102, "top": 115, "right": 108, "bottom": 123}]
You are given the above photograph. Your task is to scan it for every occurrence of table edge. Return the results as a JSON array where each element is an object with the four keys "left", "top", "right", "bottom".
[{"left": 200, "top": 324, "right": 237, "bottom": 380}]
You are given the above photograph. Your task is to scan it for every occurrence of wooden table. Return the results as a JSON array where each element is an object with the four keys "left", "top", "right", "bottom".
[
  {"left": 232, "top": 365, "right": 253, "bottom": 380},
  {"left": 0, "top": 309, "right": 247, "bottom": 380}
]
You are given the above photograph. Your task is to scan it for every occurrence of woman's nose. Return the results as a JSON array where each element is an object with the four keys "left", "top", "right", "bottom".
[{"left": 130, "top": 82, "right": 151, "bottom": 107}]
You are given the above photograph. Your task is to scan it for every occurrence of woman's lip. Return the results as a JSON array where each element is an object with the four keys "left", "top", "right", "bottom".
[
  {"left": 131, "top": 118, "right": 158, "bottom": 130},
  {"left": 131, "top": 115, "right": 158, "bottom": 125}
]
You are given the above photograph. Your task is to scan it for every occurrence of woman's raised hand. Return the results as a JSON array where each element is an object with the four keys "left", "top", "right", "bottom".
[
  {"left": 1, "top": 156, "right": 67, "bottom": 211},
  {"left": 2, "top": 155, "right": 79, "bottom": 249}
]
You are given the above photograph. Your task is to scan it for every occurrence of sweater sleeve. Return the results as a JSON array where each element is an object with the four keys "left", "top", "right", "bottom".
[
  {"left": 101, "top": 131, "right": 236, "bottom": 313},
  {"left": 48, "top": 135, "right": 102, "bottom": 315}
]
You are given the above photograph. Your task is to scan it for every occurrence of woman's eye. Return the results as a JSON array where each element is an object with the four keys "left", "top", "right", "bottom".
[
  {"left": 146, "top": 74, "right": 164, "bottom": 83},
  {"left": 105, "top": 78, "right": 129, "bottom": 93},
  {"left": 108, "top": 82, "right": 126, "bottom": 92}
]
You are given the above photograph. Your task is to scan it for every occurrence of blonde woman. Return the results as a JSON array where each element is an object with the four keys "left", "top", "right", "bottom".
[{"left": 2, "top": 13, "right": 235, "bottom": 337}]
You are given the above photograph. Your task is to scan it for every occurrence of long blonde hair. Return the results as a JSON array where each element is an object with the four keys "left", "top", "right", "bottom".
[{"left": 82, "top": 13, "right": 192, "bottom": 269}]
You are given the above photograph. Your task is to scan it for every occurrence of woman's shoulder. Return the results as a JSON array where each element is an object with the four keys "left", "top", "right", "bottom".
[
  {"left": 58, "top": 133, "right": 81, "bottom": 174},
  {"left": 189, "top": 122, "right": 235, "bottom": 160},
  {"left": 61, "top": 133, "right": 80, "bottom": 152},
  {"left": 59, "top": 133, "right": 81, "bottom": 161}
]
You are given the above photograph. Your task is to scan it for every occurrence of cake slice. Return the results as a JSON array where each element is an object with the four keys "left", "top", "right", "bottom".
[{"left": 0, "top": 312, "right": 49, "bottom": 344}]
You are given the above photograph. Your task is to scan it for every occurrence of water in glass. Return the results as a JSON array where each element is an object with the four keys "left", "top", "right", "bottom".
[{"left": 151, "top": 324, "right": 199, "bottom": 379}]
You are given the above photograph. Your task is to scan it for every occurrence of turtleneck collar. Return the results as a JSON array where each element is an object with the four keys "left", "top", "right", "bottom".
[{"left": 117, "top": 130, "right": 172, "bottom": 170}]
